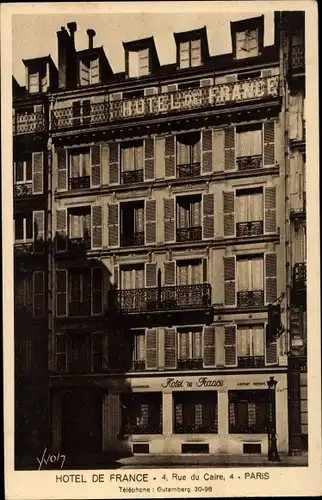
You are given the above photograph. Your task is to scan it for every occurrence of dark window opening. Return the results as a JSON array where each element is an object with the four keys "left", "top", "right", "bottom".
[
  {"left": 121, "top": 201, "right": 145, "bottom": 247},
  {"left": 229, "top": 390, "right": 269, "bottom": 434},
  {"left": 174, "top": 391, "right": 218, "bottom": 434},
  {"left": 121, "top": 392, "right": 162, "bottom": 434}
]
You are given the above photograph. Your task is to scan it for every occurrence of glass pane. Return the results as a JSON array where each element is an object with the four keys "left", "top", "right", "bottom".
[
  {"left": 15, "top": 162, "right": 24, "bottom": 182},
  {"left": 70, "top": 153, "right": 80, "bottom": 177},
  {"left": 26, "top": 160, "right": 32, "bottom": 181},
  {"left": 251, "top": 258, "right": 263, "bottom": 290}
]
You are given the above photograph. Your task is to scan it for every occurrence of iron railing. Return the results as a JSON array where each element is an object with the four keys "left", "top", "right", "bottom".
[
  {"left": 175, "top": 423, "right": 218, "bottom": 434},
  {"left": 132, "top": 360, "right": 145, "bottom": 372},
  {"left": 236, "top": 221, "right": 264, "bottom": 237},
  {"left": 177, "top": 163, "right": 201, "bottom": 178},
  {"left": 13, "top": 111, "right": 46, "bottom": 135},
  {"left": 236, "top": 155, "right": 263, "bottom": 171},
  {"left": 177, "top": 358, "right": 203, "bottom": 370},
  {"left": 109, "top": 283, "right": 212, "bottom": 314},
  {"left": 176, "top": 226, "right": 202, "bottom": 242},
  {"left": 123, "top": 423, "right": 162, "bottom": 435},
  {"left": 238, "top": 356, "right": 265, "bottom": 368},
  {"left": 14, "top": 183, "right": 33, "bottom": 198},
  {"left": 69, "top": 176, "right": 90, "bottom": 190},
  {"left": 121, "top": 231, "right": 145, "bottom": 247},
  {"left": 237, "top": 290, "right": 264, "bottom": 307},
  {"left": 51, "top": 76, "right": 280, "bottom": 130},
  {"left": 293, "top": 263, "right": 306, "bottom": 291},
  {"left": 14, "top": 242, "right": 33, "bottom": 254},
  {"left": 68, "top": 300, "right": 91, "bottom": 317},
  {"left": 229, "top": 423, "right": 267, "bottom": 434},
  {"left": 121, "top": 169, "right": 144, "bottom": 184},
  {"left": 291, "top": 44, "right": 305, "bottom": 70},
  {"left": 69, "top": 238, "right": 91, "bottom": 253}
]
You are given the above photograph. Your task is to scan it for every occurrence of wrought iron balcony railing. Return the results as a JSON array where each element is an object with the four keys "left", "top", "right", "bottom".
[
  {"left": 237, "top": 290, "right": 264, "bottom": 307},
  {"left": 229, "top": 423, "right": 267, "bottom": 434},
  {"left": 13, "top": 111, "right": 46, "bottom": 135},
  {"left": 236, "top": 155, "right": 263, "bottom": 171},
  {"left": 14, "top": 242, "right": 33, "bottom": 254},
  {"left": 175, "top": 423, "right": 218, "bottom": 434},
  {"left": 121, "top": 231, "right": 145, "bottom": 247},
  {"left": 177, "top": 358, "right": 203, "bottom": 370},
  {"left": 68, "top": 300, "right": 91, "bottom": 317},
  {"left": 291, "top": 44, "right": 305, "bottom": 71},
  {"left": 236, "top": 221, "right": 264, "bottom": 237},
  {"left": 177, "top": 163, "right": 201, "bottom": 178},
  {"left": 14, "top": 183, "right": 33, "bottom": 198},
  {"left": 132, "top": 360, "right": 145, "bottom": 372},
  {"left": 238, "top": 356, "right": 265, "bottom": 368},
  {"left": 69, "top": 176, "right": 90, "bottom": 190},
  {"left": 176, "top": 226, "right": 202, "bottom": 242},
  {"left": 121, "top": 169, "right": 144, "bottom": 184},
  {"left": 68, "top": 237, "right": 91, "bottom": 253},
  {"left": 51, "top": 76, "right": 279, "bottom": 130},
  {"left": 293, "top": 263, "right": 306, "bottom": 291},
  {"left": 109, "top": 283, "right": 211, "bottom": 314}
]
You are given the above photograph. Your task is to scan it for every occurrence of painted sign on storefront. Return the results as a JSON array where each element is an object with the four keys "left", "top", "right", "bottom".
[{"left": 161, "top": 377, "right": 224, "bottom": 389}]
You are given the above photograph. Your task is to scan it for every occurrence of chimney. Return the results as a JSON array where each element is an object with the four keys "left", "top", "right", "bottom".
[
  {"left": 87, "top": 29, "right": 96, "bottom": 49},
  {"left": 57, "top": 27, "right": 69, "bottom": 89},
  {"left": 67, "top": 22, "right": 77, "bottom": 50}
]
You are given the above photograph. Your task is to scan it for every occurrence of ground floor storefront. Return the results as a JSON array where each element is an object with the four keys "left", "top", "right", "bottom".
[
  {"left": 288, "top": 356, "right": 308, "bottom": 452},
  {"left": 51, "top": 371, "right": 288, "bottom": 458}
]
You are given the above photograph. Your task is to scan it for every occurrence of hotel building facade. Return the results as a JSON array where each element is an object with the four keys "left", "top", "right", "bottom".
[{"left": 13, "top": 12, "right": 307, "bottom": 466}]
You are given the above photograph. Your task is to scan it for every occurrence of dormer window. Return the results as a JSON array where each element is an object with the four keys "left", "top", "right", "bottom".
[
  {"left": 28, "top": 66, "right": 48, "bottom": 93},
  {"left": 179, "top": 39, "right": 201, "bottom": 69},
  {"left": 236, "top": 29, "right": 259, "bottom": 59},
  {"left": 80, "top": 57, "right": 99, "bottom": 86},
  {"left": 128, "top": 49, "right": 149, "bottom": 78}
]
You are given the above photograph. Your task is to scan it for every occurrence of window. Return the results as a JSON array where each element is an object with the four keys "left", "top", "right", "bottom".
[
  {"left": 177, "top": 260, "right": 202, "bottom": 285},
  {"left": 237, "top": 256, "right": 264, "bottom": 307},
  {"left": 121, "top": 142, "right": 144, "bottom": 183},
  {"left": 29, "top": 72, "right": 39, "bottom": 93},
  {"left": 132, "top": 330, "right": 145, "bottom": 370},
  {"left": 236, "top": 126, "right": 262, "bottom": 170},
  {"left": 128, "top": 49, "right": 149, "bottom": 78},
  {"left": 15, "top": 158, "right": 32, "bottom": 183},
  {"left": 121, "top": 392, "right": 162, "bottom": 434},
  {"left": 237, "top": 325, "right": 264, "bottom": 368},
  {"left": 176, "top": 195, "right": 202, "bottom": 242},
  {"left": 121, "top": 265, "right": 145, "bottom": 290},
  {"left": 68, "top": 269, "right": 91, "bottom": 316},
  {"left": 69, "top": 148, "right": 90, "bottom": 189},
  {"left": 174, "top": 391, "right": 218, "bottom": 433},
  {"left": 15, "top": 272, "right": 33, "bottom": 310},
  {"left": 28, "top": 66, "right": 47, "bottom": 93},
  {"left": 80, "top": 58, "right": 100, "bottom": 85},
  {"left": 69, "top": 208, "right": 91, "bottom": 245},
  {"left": 176, "top": 133, "right": 201, "bottom": 177},
  {"left": 236, "top": 189, "right": 263, "bottom": 236},
  {"left": 229, "top": 390, "right": 269, "bottom": 433},
  {"left": 177, "top": 327, "right": 202, "bottom": 369},
  {"left": 179, "top": 39, "right": 201, "bottom": 69},
  {"left": 119, "top": 265, "right": 145, "bottom": 313},
  {"left": 236, "top": 29, "right": 259, "bottom": 59},
  {"left": 15, "top": 213, "right": 33, "bottom": 241},
  {"left": 121, "top": 201, "right": 144, "bottom": 247}
]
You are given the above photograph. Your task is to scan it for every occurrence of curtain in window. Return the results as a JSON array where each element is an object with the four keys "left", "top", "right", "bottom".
[
  {"left": 191, "top": 39, "right": 201, "bottom": 67},
  {"left": 192, "top": 330, "right": 202, "bottom": 358},
  {"left": 191, "top": 199, "right": 201, "bottom": 227},
  {"left": 122, "top": 269, "right": 133, "bottom": 290},
  {"left": 177, "top": 140, "right": 189, "bottom": 165},
  {"left": 177, "top": 265, "right": 189, "bottom": 285},
  {"left": 179, "top": 332, "right": 189, "bottom": 359},
  {"left": 252, "top": 326, "right": 264, "bottom": 355},
  {"left": 134, "top": 206, "right": 144, "bottom": 233},
  {"left": 237, "top": 129, "right": 262, "bottom": 157},
  {"left": 177, "top": 203, "right": 189, "bottom": 228},
  {"left": 238, "top": 327, "right": 251, "bottom": 356},
  {"left": 135, "top": 334, "right": 145, "bottom": 361},
  {"left": 237, "top": 259, "right": 250, "bottom": 292},
  {"left": 251, "top": 192, "right": 263, "bottom": 220},
  {"left": 251, "top": 257, "right": 263, "bottom": 290},
  {"left": 70, "top": 153, "right": 80, "bottom": 178},
  {"left": 238, "top": 326, "right": 264, "bottom": 357},
  {"left": 70, "top": 214, "right": 83, "bottom": 238},
  {"left": 191, "top": 262, "right": 201, "bottom": 284},
  {"left": 81, "top": 152, "right": 90, "bottom": 176},
  {"left": 192, "top": 140, "right": 201, "bottom": 163},
  {"left": 135, "top": 268, "right": 145, "bottom": 289},
  {"left": 129, "top": 52, "right": 139, "bottom": 78},
  {"left": 122, "top": 147, "right": 133, "bottom": 172},
  {"left": 84, "top": 213, "right": 91, "bottom": 239},
  {"left": 134, "top": 145, "right": 143, "bottom": 169},
  {"left": 236, "top": 193, "right": 263, "bottom": 222},
  {"left": 238, "top": 258, "right": 263, "bottom": 291}
]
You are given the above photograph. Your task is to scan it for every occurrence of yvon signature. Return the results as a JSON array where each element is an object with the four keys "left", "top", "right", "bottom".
[{"left": 37, "top": 448, "right": 66, "bottom": 470}]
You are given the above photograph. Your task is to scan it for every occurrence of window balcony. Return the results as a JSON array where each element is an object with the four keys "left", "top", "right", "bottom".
[
  {"left": 177, "top": 162, "right": 201, "bottom": 178},
  {"left": 236, "top": 155, "right": 263, "bottom": 171},
  {"left": 237, "top": 290, "right": 264, "bottom": 307},
  {"left": 121, "top": 231, "right": 145, "bottom": 247},
  {"left": 68, "top": 300, "right": 91, "bottom": 317},
  {"left": 68, "top": 237, "right": 91, "bottom": 253},
  {"left": 238, "top": 356, "right": 265, "bottom": 368},
  {"left": 13, "top": 111, "right": 46, "bottom": 135},
  {"left": 14, "top": 242, "right": 33, "bottom": 254},
  {"left": 236, "top": 221, "right": 264, "bottom": 237},
  {"left": 177, "top": 358, "right": 203, "bottom": 370},
  {"left": 110, "top": 283, "right": 211, "bottom": 314},
  {"left": 69, "top": 176, "right": 90, "bottom": 190},
  {"left": 14, "top": 183, "right": 33, "bottom": 198},
  {"left": 176, "top": 226, "right": 202, "bottom": 242},
  {"left": 121, "top": 169, "right": 144, "bottom": 184}
]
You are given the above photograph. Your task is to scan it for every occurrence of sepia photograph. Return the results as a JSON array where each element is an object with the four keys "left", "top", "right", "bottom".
[{"left": 2, "top": 1, "right": 321, "bottom": 498}]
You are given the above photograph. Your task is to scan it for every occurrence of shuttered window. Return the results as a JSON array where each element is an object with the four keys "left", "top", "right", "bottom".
[
  {"left": 80, "top": 57, "right": 100, "bottom": 85},
  {"left": 69, "top": 208, "right": 91, "bottom": 239},
  {"left": 237, "top": 326, "right": 264, "bottom": 366},
  {"left": 178, "top": 327, "right": 202, "bottom": 360},
  {"left": 68, "top": 269, "right": 91, "bottom": 317},
  {"left": 164, "top": 327, "right": 177, "bottom": 369},
  {"left": 237, "top": 256, "right": 264, "bottom": 307},
  {"left": 69, "top": 149, "right": 90, "bottom": 178},
  {"left": 236, "top": 128, "right": 262, "bottom": 158},
  {"left": 179, "top": 39, "right": 201, "bottom": 69},
  {"left": 121, "top": 143, "right": 143, "bottom": 173},
  {"left": 14, "top": 272, "right": 33, "bottom": 310},
  {"left": 176, "top": 133, "right": 201, "bottom": 166},
  {"left": 236, "top": 191, "right": 263, "bottom": 222}
]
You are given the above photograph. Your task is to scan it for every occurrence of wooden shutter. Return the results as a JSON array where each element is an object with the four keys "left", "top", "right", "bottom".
[
  {"left": 90, "top": 144, "right": 101, "bottom": 187},
  {"left": 56, "top": 208, "right": 67, "bottom": 252},
  {"left": 264, "top": 186, "right": 277, "bottom": 233},
  {"left": 224, "top": 325, "right": 237, "bottom": 366},
  {"left": 223, "top": 191, "right": 235, "bottom": 237},
  {"left": 145, "top": 199, "right": 156, "bottom": 244},
  {"left": 144, "top": 137, "right": 155, "bottom": 181},
  {"left": 164, "top": 327, "right": 177, "bottom": 369},
  {"left": 56, "top": 269, "right": 67, "bottom": 317},
  {"left": 145, "top": 263, "right": 157, "bottom": 287},
  {"left": 202, "top": 193, "right": 214, "bottom": 239},
  {"left": 164, "top": 261, "right": 176, "bottom": 286},
  {"left": 108, "top": 143, "right": 119, "bottom": 185},
  {"left": 57, "top": 149, "right": 67, "bottom": 191},
  {"left": 33, "top": 210, "right": 45, "bottom": 253},
  {"left": 163, "top": 198, "right": 175, "bottom": 243},
  {"left": 146, "top": 328, "right": 158, "bottom": 370},
  {"left": 32, "top": 152, "right": 43, "bottom": 194},
  {"left": 213, "top": 129, "right": 225, "bottom": 171},
  {"left": 33, "top": 271, "right": 44, "bottom": 317},
  {"left": 91, "top": 267, "right": 103, "bottom": 315},
  {"left": 108, "top": 203, "right": 119, "bottom": 247},
  {"left": 201, "top": 129, "right": 213, "bottom": 174},
  {"left": 224, "top": 256, "right": 236, "bottom": 306},
  {"left": 224, "top": 127, "right": 235, "bottom": 171},
  {"left": 263, "top": 121, "right": 275, "bottom": 166},
  {"left": 203, "top": 325, "right": 216, "bottom": 367},
  {"left": 265, "top": 253, "right": 277, "bottom": 304},
  {"left": 265, "top": 324, "right": 277, "bottom": 365},
  {"left": 91, "top": 205, "right": 102, "bottom": 249},
  {"left": 165, "top": 135, "right": 175, "bottom": 178}
]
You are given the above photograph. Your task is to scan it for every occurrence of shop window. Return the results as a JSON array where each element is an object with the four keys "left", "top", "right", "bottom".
[
  {"left": 174, "top": 391, "right": 218, "bottom": 434},
  {"left": 228, "top": 390, "right": 269, "bottom": 434},
  {"left": 121, "top": 392, "right": 162, "bottom": 434}
]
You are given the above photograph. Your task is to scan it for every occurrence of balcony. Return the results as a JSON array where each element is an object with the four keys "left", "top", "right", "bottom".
[
  {"left": 69, "top": 176, "right": 90, "bottom": 190},
  {"left": 14, "top": 183, "right": 33, "bottom": 198},
  {"left": 14, "top": 242, "right": 33, "bottom": 255},
  {"left": 176, "top": 226, "right": 202, "bottom": 242},
  {"left": 236, "top": 221, "right": 264, "bottom": 237},
  {"left": 237, "top": 290, "right": 264, "bottom": 307},
  {"left": 51, "top": 75, "right": 280, "bottom": 131},
  {"left": 238, "top": 356, "right": 265, "bottom": 368},
  {"left": 68, "top": 300, "right": 91, "bottom": 317},
  {"left": 13, "top": 111, "right": 46, "bottom": 135},
  {"left": 68, "top": 237, "right": 91, "bottom": 253},
  {"left": 291, "top": 44, "right": 305, "bottom": 72},
  {"left": 177, "top": 358, "right": 203, "bottom": 370},
  {"left": 121, "top": 169, "right": 144, "bottom": 184},
  {"left": 236, "top": 155, "right": 263, "bottom": 171},
  {"left": 121, "top": 231, "right": 145, "bottom": 247},
  {"left": 177, "top": 163, "right": 201, "bottom": 178},
  {"left": 110, "top": 283, "right": 212, "bottom": 314}
]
